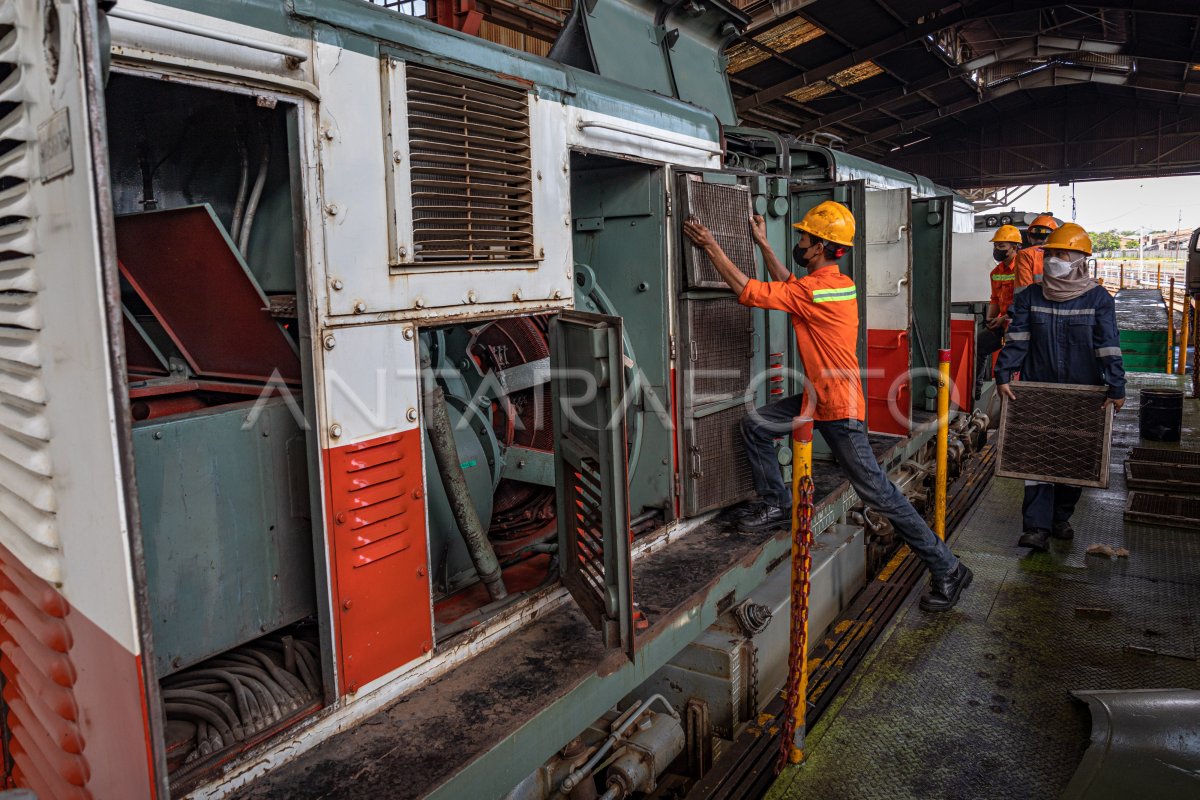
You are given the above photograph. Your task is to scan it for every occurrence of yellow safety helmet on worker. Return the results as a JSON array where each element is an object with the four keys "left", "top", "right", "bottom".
[
  {"left": 793, "top": 200, "right": 856, "bottom": 247},
  {"left": 1042, "top": 223, "right": 1092, "bottom": 279},
  {"left": 990, "top": 225, "right": 1022, "bottom": 245}
]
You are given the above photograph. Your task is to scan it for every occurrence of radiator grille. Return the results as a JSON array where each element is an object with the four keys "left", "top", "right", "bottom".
[
  {"left": 0, "top": 8, "right": 62, "bottom": 585},
  {"left": 686, "top": 405, "right": 756, "bottom": 514},
  {"left": 1125, "top": 492, "right": 1200, "bottom": 529},
  {"left": 1123, "top": 461, "right": 1200, "bottom": 492},
  {"left": 682, "top": 180, "right": 756, "bottom": 289},
  {"left": 687, "top": 297, "right": 753, "bottom": 403},
  {"left": 995, "top": 382, "right": 1112, "bottom": 488},
  {"left": 406, "top": 65, "right": 533, "bottom": 263},
  {"left": 1128, "top": 447, "right": 1200, "bottom": 466}
]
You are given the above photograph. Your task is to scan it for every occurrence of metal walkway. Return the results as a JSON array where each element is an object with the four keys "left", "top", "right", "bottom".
[{"left": 768, "top": 374, "right": 1200, "bottom": 800}]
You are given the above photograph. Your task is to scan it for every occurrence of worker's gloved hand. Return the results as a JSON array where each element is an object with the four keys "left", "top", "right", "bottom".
[
  {"left": 1102, "top": 397, "right": 1125, "bottom": 414},
  {"left": 997, "top": 383, "right": 1016, "bottom": 402},
  {"left": 683, "top": 216, "right": 717, "bottom": 250},
  {"left": 749, "top": 214, "right": 768, "bottom": 245}
]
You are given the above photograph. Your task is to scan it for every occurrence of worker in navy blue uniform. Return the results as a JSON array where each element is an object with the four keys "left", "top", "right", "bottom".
[{"left": 995, "top": 223, "right": 1125, "bottom": 552}]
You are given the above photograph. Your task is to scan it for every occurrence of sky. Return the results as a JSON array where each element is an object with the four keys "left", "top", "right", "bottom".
[{"left": 1017, "top": 175, "right": 1200, "bottom": 234}]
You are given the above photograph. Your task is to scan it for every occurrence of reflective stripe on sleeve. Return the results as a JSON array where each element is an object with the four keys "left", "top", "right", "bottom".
[
  {"left": 1006, "top": 331, "right": 1031, "bottom": 340},
  {"left": 1029, "top": 305, "right": 1096, "bottom": 316},
  {"left": 812, "top": 286, "right": 857, "bottom": 303},
  {"left": 1095, "top": 347, "right": 1122, "bottom": 357},
  {"left": 992, "top": 273, "right": 1015, "bottom": 281}
]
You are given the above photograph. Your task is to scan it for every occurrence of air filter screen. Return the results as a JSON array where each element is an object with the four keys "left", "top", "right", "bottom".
[
  {"left": 996, "top": 382, "right": 1113, "bottom": 488},
  {"left": 686, "top": 297, "right": 753, "bottom": 404},
  {"left": 1123, "top": 461, "right": 1200, "bottom": 492},
  {"left": 1128, "top": 447, "right": 1200, "bottom": 466},
  {"left": 681, "top": 179, "right": 756, "bottom": 289},
  {"left": 685, "top": 405, "right": 756, "bottom": 514},
  {"left": 1125, "top": 492, "right": 1200, "bottom": 529}
]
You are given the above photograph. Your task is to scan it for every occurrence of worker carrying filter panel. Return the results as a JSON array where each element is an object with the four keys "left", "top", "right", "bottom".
[
  {"left": 683, "top": 201, "right": 971, "bottom": 613},
  {"left": 995, "top": 223, "right": 1126, "bottom": 552},
  {"left": 976, "top": 224, "right": 1022, "bottom": 397},
  {"left": 1013, "top": 214, "right": 1059, "bottom": 291}
]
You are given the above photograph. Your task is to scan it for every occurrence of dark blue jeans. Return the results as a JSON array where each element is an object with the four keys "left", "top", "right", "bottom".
[
  {"left": 741, "top": 395, "right": 960, "bottom": 580},
  {"left": 1022, "top": 482, "right": 1083, "bottom": 531}
]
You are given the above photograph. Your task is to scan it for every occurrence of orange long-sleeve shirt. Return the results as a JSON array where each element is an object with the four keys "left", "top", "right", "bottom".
[
  {"left": 1013, "top": 246, "right": 1044, "bottom": 289},
  {"left": 990, "top": 259, "right": 1016, "bottom": 316},
  {"left": 737, "top": 265, "right": 865, "bottom": 421}
]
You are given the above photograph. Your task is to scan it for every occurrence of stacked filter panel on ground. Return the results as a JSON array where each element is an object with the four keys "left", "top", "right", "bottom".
[{"left": 1113, "top": 289, "right": 1169, "bottom": 373}]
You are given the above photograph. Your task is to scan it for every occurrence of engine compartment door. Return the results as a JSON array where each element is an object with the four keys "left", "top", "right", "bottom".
[{"left": 550, "top": 310, "right": 636, "bottom": 659}]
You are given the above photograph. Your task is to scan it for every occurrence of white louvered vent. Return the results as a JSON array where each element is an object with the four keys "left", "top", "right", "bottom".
[
  {"left": 405, "top": 64, "right": 535, "bottom": 264},
  {"left": 0, "top": 7, "right": 62, "bottom": 584}
]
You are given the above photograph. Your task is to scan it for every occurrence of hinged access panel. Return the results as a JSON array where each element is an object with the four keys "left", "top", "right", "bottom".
[
  {"left": 550, "top": 311, "right": 636, "bottom": 660},
  {"left": 911, "top": 196, "right": 952, "bottom": 407},
  {"left": 678, "top": 174, "right": 757, "bottom": 290}
]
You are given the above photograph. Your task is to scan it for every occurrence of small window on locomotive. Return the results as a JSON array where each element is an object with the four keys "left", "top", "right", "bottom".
[{"left": 404, "top": 64, "right": 535, "bottom": 265}]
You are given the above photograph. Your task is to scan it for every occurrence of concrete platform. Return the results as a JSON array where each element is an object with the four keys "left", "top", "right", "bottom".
[{"left": 768, "top": 374, "right": 1200, "bottom": 800}]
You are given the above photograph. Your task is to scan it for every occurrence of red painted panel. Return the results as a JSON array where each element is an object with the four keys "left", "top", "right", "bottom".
[
  {"left": 0, "top": 542, "right": 156, "bottom": 799},
  {"left": 949, "top": 319, "right": 976, "bottom": 412},
  {"left": 325, "top": 430, "right": 431, "bottom": 693},
  {"left": 115, "top": 206, "right": 302, "bottom": 385},
  {"left": 866, "top": 329, "right": 911, "bottom": 436}
]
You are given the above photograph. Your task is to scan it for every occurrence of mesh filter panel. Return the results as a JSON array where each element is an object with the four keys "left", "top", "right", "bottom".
[
  {"left": 682, "top": 180, "right": 756, "bottom": 289},
  {"left": 687, "top": 297, "right": 753, "bottom": 403},
  {"left": 1124, "top": 461, "right": 1200, "bottom": 492},
  {"left": 995, "top": 382, "right": 1112, "bottom": 488},
  {"left": 1128, "top": 447, "right": 1200, "bottom": 466},
  {"left": 686, "top": 405, "right": 756, "bottom": 514},
  {"left": 1125, "top": 492, "right": 1200, "bottom": 529}
]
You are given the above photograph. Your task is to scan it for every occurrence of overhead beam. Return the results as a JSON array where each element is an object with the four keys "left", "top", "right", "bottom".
[{"left": 735, "top": 0, "right": 1199, "bottom": 113}]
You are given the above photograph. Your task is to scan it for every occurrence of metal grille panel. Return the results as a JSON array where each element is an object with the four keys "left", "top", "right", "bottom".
[
  {"left": 686, "top": 297, "right": 753, "bottom": 403},
  {"left": 996, "top": 382, "right": 1113, "bottom": 488},
  {"left": 1125, "top": 492, "right": 1200, "bottom": 529},
  {"left": 1124, "top": 461, "right": 1200, "bottom": 492},
  {"left": 406, "top": 65, "right": 534, "bottom": 263},
  {"left": 686, "top": 405, "right": 756, "bottom": 514},
  {"left": 681, "top": 180, "right": 756, "bottom": 288},
  {"left": 1128, "top": 447, "right": 1200, "bottom": 466}
]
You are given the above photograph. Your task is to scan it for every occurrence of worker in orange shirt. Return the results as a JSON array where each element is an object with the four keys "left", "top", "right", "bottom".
[
  {"left": 1013, "top": 214, "right": 1059, "bottom": 291},
  {"left": 683, "top": 202, "right": 971, "bottom": 613},
  {"left": 975, "top": 225, "right": 1022, "bottom": 397}
]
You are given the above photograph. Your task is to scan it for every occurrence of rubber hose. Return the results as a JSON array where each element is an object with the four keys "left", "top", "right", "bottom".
[
  {"left": 164, "top": 701, "right": 237, "bottom": 742},
  {"left": 422, "top": 384, "right": 507, "bottom": 600},
  {"left": 162, "top": 690, "right": 243, "bottom": 737},
  {"left": 238, "top": 139, "right": 269, "bottom": 255},
  {"left": 230, "top": 137, "right": 250, "bottom": 241}
]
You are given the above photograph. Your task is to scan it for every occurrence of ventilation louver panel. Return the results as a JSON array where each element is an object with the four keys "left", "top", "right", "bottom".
[
  {"left": 681, "top": 179, "right": 756, "bottom": 289},
  {"left": 686, "top": 297, "right": 753, "bottom": 404},
  {"left": 406, "top": 65, "right": 534, "bottom": 264},
  {"left": 685, "top": 405, "right": 756, "bottom": 514},
  {"left": 995, "top": 382, "right": 1113, "bottom": 488}
]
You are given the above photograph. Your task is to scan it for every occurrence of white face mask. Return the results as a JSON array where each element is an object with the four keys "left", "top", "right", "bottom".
[{"left": 1044, "top": 256, "right": 1076, "bottom": 279}]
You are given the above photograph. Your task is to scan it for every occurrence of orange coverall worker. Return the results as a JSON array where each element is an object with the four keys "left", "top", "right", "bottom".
[
  {"left": 737, "top": 265, "right": 866, "bottom": 421},
  {"left": 1013, "top": 246, "right": 1044, "bottom": 290}
]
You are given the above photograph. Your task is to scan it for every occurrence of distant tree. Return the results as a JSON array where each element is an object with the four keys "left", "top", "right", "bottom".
[
  {"left": 1092, "top": 230, "right": 1121, "bottom": 252},
  {"left": 1119, "top": 229, "right": 1137, "bottom": 237}
]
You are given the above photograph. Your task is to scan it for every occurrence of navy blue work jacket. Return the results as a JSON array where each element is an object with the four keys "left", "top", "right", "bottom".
[{"left": 995, "top": 284, "right": 1126, "bottom": 399}]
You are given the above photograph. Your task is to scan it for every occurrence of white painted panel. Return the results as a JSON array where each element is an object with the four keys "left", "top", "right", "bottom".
[
  {"left": 5, "top": 0, "right": 140, "bottom": 651},
  {"left": 316, "top": 47, "right": 573, "bottom": 322},
  {"left": 864, "top": 188, "right": 912, "bottom": 331},
  {"left": 565, "top": 106, "right": 722, "bottom": 169},
  {"left": 317, "top": 323, "right": 421, "bottom": 449},
  {"left": 951, "top": 231, "right": 998, "bottom": 304}
]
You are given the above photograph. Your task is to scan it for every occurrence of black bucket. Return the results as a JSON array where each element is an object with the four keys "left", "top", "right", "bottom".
[{"left": 1139, "top": 388, "right": 1184, "bottom": 442}]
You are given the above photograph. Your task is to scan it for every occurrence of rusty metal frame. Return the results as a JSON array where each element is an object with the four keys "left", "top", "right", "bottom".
[{"left": 995, "top": 381, "right": 1114, "bottom": 489}]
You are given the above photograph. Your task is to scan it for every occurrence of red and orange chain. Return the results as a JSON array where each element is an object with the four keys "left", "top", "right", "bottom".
[{"left": 777, "top": 472, "right": 815, "bottom": 772}]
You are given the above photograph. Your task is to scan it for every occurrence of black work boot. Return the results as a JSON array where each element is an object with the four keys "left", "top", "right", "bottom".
[
  {"left": 720, "top": 500, "right": 764, "bottom": 522},
  {"left": 1018, "top": 528, "right": 1051, "bottom": 551},
  {"left": 920, "top": 562, "right": 973, "bottom": 612},
  {"left": 1051, "top": 521, "right": 1075, "bottom": 540},
  {"left": 741, "top": 505, "right": 790, "bottom": 532}
]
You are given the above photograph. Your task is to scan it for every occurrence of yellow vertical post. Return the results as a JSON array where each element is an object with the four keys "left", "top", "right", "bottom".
[
  {"left": 934, "top": 348, "right": 951, "bottom": 540},
  {"left": 1157, "top": 263, "right": 1162, "bottom": 290},
  {"left": 781, "top": 416, "right": 814, "bottom": 769},
  {"left": 1168, "top": 277, "right": 1176, "bottom": 374},
  {"left": 1179, "top": 296, "right": 1191, "bottom": 376},
  {"left": 1119, "top": 263, "right": 1125, "bottom": 289}
]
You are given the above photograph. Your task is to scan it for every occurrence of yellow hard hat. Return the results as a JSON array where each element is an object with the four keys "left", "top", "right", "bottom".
[
  {"left": 990, "top": 225, "right": 1022, "bottom": 244},
  {"left": 1029, "top": 214, "right": 1059, "bottom": 231},
  {"left": 792, "top": 200, "right": 855, "bottom": 247},
  {"left": 1043, "top": 222, "right": 1092, "bottom": 255}
]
